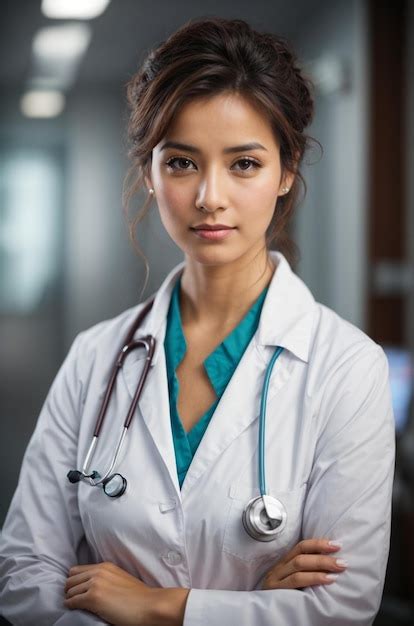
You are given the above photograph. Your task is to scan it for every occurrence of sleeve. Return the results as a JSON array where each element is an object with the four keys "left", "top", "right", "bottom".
[
  {"left": 183, "top": 344, "right": 396, "bottom": 626},
  {"left": 0, "top": 332, "right": 108, "bottom": 626}
]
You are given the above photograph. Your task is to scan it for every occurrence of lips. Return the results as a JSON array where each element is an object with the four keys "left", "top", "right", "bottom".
[
  {"left": 191, "top": 227, "right": 236, "bottom": 241},
  {"left": 191, "top": 225, "right": 235, "bottom": 231}
]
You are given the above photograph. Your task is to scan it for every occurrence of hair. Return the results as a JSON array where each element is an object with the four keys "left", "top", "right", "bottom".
[{"left": 123, "top": 16, "right": 321, "bottom": 298}]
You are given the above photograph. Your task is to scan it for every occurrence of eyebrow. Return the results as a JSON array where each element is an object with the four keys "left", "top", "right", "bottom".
[{"left": 159, "top": 141, "right": 268, "bottom": 154}]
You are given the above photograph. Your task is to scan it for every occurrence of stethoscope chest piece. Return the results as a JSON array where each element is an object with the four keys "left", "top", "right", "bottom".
[
  {"left": 102, "top": 473, "right": 127, "bottom": 498},
  {"left": 242, "top": 495, "right": 287, "bottom": 542}
]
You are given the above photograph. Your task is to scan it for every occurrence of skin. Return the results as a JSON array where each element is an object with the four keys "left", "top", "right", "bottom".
[
  {"left": 145, "top": 91, "right": 295, "bottom": 331},
  {"left": 64, "top": 93, "right": 347, "bottom": 624}
]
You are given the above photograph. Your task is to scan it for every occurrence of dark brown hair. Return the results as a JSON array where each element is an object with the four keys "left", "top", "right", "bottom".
[{"left": 123, "top": 16, "right": 321, "bottom": 296}]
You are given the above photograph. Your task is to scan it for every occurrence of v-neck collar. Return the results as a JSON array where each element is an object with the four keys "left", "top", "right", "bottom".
[
  {"left": 163, "top": 276, "right": 270, "bottom": 487},
  {"left": 166, "top": 274, "right": 269, "bottom": 397}
]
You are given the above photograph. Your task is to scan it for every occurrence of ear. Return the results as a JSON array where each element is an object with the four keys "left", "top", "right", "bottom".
[
  {"left": 142, "top": 152, "right": 154, "bottom": 192},
  {"left": 144, "top": 174, "right": 153, "bottom": 192},
  {"left": 277, "top": 170, "right": 296, "bottom": 197},
  {"left": 277, "top": 151, "right": 300, "bottom": 196}
]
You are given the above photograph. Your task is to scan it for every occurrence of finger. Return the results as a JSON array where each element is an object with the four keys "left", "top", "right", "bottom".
[
  {"left": 65, "top": 580, "right": 90, "bottom": 599},
  {"left": 281, "top": 538, "right": 342, "bottom": 564},
  {"left": 284, "top": 553, "right": 347, "bottom": 579},
  {"left": 68, "top": 563, "right": 106, "bottom": 574},
  {"left": 264, "top": 552, "right": 346, "bottom": 588},
  {"left": 64, "top": 590, "right": 92, "bottom": 610},
  {"left": 282, "top": 571, "right": 339, "bottom": 589},
  {"left": 67, "top": 565, "right": 94, "bottom": 576},
  {"left": 264, "top": 571, "right": 339, "bottom": 590},
  {"left": 65, "top": 571, "right": 90, "bottom": 593}
]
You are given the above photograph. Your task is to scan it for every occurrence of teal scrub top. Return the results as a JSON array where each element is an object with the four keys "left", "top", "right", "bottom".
[{"left": 164, "top": 274, "right": 269, "bottom": 488}]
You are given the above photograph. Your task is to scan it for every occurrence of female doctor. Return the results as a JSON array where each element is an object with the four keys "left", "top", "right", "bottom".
[{"left": 0, "top": 16, "right": 395, "bottom": 626}]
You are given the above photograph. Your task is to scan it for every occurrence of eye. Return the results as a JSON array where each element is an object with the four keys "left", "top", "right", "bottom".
[
  {"left": 165, "top": 157, "right": 195, "bottom": 171},
  {"left": 233, "top": 157, "right": 262, "bottom": 172},
  {"left": 164, "top": 156, "right": 262, "bottom": 173}
]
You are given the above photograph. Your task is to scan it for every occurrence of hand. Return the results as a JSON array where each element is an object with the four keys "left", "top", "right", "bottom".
[
  {"left": 64, "top": 561, "right": 162, "bottom": 625},
  {"left": 261, "top": 538, "right": 347, "bottom": 590}
]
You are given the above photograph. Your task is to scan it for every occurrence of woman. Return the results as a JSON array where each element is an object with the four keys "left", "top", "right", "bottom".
[{"left": 0, "top": 16, "right": 395, "bottom": 626}]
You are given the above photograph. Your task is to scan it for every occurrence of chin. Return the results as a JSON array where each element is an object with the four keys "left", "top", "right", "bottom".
[{"left": 184, "top": 244, "right": 249, "bottom": 267}]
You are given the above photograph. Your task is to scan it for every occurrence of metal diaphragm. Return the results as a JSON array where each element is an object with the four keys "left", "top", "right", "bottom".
[
  {"left": 242, "top": 495, "right": 287, "bottom": 542},
  {"left": 103, "top": 473, "right": 127, "bottom": 498}
]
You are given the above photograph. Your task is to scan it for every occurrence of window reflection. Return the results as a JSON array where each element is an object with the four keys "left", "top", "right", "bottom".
[{"left": 0, "top": 150, "right": 61, "bottom": 312}]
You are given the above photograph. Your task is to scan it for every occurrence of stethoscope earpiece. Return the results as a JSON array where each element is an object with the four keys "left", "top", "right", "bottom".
[
  {"left": 67, "top": 470, "right": 83, "bottom": 484},
  {"left": 66, "top": 469, "right": 100, "bottom": 484},
  {"left": 242, "top": 495, "right": 287, "bottom": 542}
]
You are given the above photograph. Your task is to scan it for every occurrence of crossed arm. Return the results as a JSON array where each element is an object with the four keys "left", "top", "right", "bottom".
[
  {"left": 0, "top": 332, "right": 395, "bottom": 625},
  {"left": 63, "top": 537, "right": 347, "bottom": 624}
]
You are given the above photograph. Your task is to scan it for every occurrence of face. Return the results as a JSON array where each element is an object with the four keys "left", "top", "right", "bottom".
[{"left": 146, "top": 92, "right": 294, "bottom": 267}]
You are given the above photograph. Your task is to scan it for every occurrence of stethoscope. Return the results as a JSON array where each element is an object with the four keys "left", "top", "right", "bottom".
[{"left": 67, "top": 294, "right": 288, "bottom": 542}]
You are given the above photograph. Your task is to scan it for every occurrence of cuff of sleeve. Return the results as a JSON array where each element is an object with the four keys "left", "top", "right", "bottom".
[
  {"left": 183, "top": 589, "right": 206, "bottom": 626},
  {"left": 183, "top": 589, "right": 245, "bottom": 626}
]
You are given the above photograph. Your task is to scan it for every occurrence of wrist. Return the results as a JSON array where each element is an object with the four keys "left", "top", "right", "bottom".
[{"left": 149, "top": 587, "right": 190, "bottom": 626}]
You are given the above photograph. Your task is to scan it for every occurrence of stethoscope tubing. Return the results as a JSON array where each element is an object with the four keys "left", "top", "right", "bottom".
[
  {"left": 67, "top": 293, "right": 288, "bottom": 541},
  {"left": 82, "top": 337, "right": 155, "bottom": 486},
  {"left": 72, "top": 298, "right": 156, "bottom": 487},
  {"left": 258, "top": 346, "right": 284, "bottom": 496}
]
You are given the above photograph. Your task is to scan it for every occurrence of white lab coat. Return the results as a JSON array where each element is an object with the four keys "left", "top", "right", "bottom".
[{"left": 0, "top": 250, "right": 395, "bottom": 626}]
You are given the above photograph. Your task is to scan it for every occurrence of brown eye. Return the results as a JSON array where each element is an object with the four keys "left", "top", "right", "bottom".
[
  {"left": 165, "top": 157, "right": 195, "bottom": 171},
  {"left": 233, "top": 158, "right": 261, "bottom": 171},
  {"left": 164, "top": 156, "right": 262, "bottom": 173}
]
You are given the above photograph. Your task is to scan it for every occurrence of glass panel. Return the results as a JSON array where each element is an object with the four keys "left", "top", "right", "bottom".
[{"left": 0, "top": 149, "right": 61, "bottom": 313}]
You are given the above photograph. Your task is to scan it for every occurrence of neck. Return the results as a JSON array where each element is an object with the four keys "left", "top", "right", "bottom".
[{"left": 179, "top": 245, "right": 276, "bottom": 329}]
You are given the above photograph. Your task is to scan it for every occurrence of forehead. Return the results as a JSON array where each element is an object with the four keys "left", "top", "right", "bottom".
[{"left": 156, "top": 92, "right": 278, "bottom": 152}]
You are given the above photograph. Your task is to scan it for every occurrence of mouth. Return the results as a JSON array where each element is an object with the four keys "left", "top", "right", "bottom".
[
  {"left": 190, "top": 226, "right": 236, "bottom": 241},
  {"left": 190, "top": 225, "right": 236, "bottom": 231}
]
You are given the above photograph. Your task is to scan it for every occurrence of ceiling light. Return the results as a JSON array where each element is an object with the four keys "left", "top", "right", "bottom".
[
  {"left": 20, "top": 90, "right": 65, "bottom": 118},
  {"left": 41, "top": 0, "right": 110, "bottom": 20},
  {"left": 33, "top": 23, "right": 91, "bottom": 62}
]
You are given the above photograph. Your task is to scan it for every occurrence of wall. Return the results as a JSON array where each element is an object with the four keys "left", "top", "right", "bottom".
[{"left": 291, "top": 0, "right": 369, "bottom": 329}]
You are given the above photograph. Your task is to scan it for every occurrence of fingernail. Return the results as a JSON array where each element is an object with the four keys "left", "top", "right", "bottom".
[
  {"left": 328, "top": 540, "right": 343, "bottom": 548},
  {"left": 325, "top": 574, "right": 339, "bottom": 581},
  {"left": 336, "top": 559, "right": 348, "bottom": 567}
]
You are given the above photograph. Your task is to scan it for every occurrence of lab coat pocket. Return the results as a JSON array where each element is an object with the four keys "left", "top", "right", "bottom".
[{"left": 222, "top": 481, "right": 307, "bottom": 564}]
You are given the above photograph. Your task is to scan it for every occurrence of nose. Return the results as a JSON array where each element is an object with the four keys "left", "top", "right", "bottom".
[{"left": 195, "top": 169, "right": 228, "bottom": 213}]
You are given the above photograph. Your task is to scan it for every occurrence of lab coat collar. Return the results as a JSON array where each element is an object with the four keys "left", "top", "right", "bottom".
[
  {"left": 256, "top": 251, "right": 316, "bottom": 363},
  {"left": 139, "top": 249, "right": 316, "bottom": 366},
  {"left": 122, "top": 250, "right": 317, "bottom": 498}
]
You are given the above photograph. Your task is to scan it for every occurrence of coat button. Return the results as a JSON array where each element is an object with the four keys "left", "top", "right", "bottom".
[{"left": 166, "top": 550, "right": 182, "bottom": 566}]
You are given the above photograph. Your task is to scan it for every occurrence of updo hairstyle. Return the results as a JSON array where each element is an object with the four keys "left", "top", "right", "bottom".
[{"left": 123, "top": 16, "right": 321, "bottom": 295}]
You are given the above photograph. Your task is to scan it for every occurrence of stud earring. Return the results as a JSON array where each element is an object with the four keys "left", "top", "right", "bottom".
[
  {"left": 148, "top": 188, "right": 155, "bottom": 195},
  {"left": 281, "top": 186, "right": 290, "bottom": 194}
]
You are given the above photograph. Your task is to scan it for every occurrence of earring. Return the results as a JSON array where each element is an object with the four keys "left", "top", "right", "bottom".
[
  {"left": 148, "top": 188, "right": 155, "bottom": 195},
  {"left": 281, "top": 186, "right": 290, "bottom": 194}
]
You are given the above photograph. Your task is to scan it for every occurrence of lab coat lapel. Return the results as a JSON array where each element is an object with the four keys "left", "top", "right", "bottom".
[
  {"left": 121, "top": 251, "right": 316, "bottom": 502},
  {"left": 180, "top": 337, "right": 293, "bottom": 499},
  {"left": 180, "top": 250, "right": 316, "bottom": 499},
  {"left": 121, "top": 261, "right": 186, "bottom": 499}
]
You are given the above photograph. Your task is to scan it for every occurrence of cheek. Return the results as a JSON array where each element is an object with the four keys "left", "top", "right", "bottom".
[
  {"left": 236, "top": 168, "right": 278, "bottom": 201},
  {"left": 160, "top": 180, "right": 187, "bottom": 206},
  {"left": 154, "top": 170, "right": 278, "bottom": 236},
  {"left": 237, "top": 185, "right": 277, "bottom": 231},
  {"left": 151, "top": 167, "right": 190, "bottom": 222},
  {"left": 162, "top": 185, "right": 191, "bottom": 216},
  {"left": 156, "top": 184, "right": 189, "bottom": 227}
]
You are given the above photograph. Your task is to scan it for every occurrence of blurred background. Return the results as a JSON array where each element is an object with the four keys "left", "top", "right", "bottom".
[{"left": 0, "top": 0, "right": 413, "bottom": 623}]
